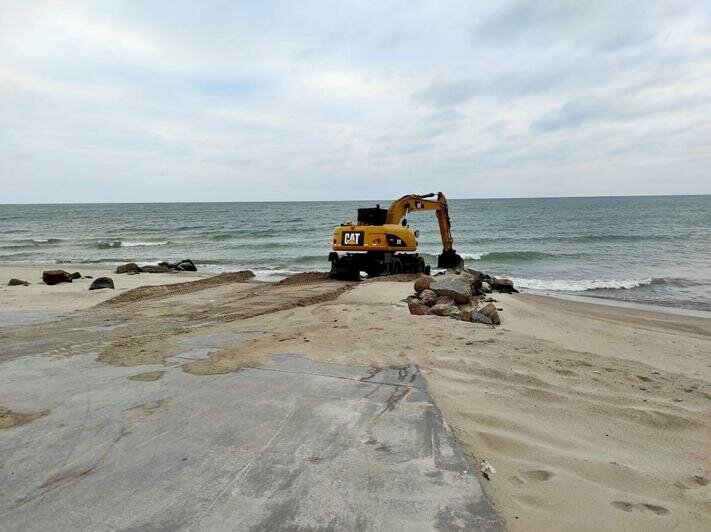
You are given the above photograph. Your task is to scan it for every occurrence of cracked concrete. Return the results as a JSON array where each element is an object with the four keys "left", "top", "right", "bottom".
[{"left": 1, "top": 349, "right": 502, "bottom": 530}]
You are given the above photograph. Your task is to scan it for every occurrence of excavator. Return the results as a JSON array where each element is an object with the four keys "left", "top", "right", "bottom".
[{"left": 328, "top": 192, "right": 464, "bottom": 280}]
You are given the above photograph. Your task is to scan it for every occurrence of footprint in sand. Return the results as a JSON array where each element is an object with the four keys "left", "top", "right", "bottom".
[
  {"left": 674, "top": 474, "right": 709, "bottom": 489},
  {"left": 508, "top": 469, "right": 554, "bottom": 485},
  {"left": 611, "top": 501, "right": 670, "bottom": 516}
]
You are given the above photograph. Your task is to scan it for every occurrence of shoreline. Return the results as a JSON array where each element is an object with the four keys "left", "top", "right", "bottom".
[{"left": 2, "top": 261, "right": 708, "bottom": 319}]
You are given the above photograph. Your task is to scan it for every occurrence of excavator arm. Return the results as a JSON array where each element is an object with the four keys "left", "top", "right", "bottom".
[{"left": 385, "top": 192, "right": 463, "bottom": 269}]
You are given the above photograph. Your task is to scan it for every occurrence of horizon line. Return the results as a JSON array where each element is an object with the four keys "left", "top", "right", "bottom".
[{"left": 1, "top": 192, "right": 709, "bottom": 206}]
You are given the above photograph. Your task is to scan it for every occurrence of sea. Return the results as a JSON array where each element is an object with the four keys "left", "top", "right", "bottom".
[{"left": 1, "top": 195, "right": 709, "bottom": 312}]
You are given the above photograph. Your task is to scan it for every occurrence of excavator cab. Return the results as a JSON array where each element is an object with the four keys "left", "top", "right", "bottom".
[{"left": 329, "top": 192, "right": 464, "bottom": 279}]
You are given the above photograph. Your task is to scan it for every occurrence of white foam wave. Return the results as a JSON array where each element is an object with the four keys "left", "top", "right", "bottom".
[
  {"left": 121, "top": 241, "right": 168, "bottom": 247},
  {"left": 459, "top": 252, "right": 484, "bottom": 260},
  {"left": 512, "top": 277, "right": 653, "bottom": 291}
]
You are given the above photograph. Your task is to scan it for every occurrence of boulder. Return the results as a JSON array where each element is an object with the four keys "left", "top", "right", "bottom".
[
  {"left": 419, "top": 289, "right": 437, "bottom": 307},
  {"left": 479, "top": 303, "right": 501, "bottom": 325},
  {"left": 141, "top": 265, "right": 172, "bottom": 273},
  {"left": 413, "top": 275, "right": 432, "bottom": 294},
  {"left": 158, "top": 259, "right": 197, "bottom": 272},
  {"left": 407, "top": 298, "right": 429, "bottom": 315},
  {"left": 481, "top": 281, "right": 492, "bottom": 293},
  {"left": 430, "top": 275, "right": 472, "bottom": 304},
  {"left": 492, "top": 277, "right": 518, "bottom": 293},
  {"left": 8, "top": 278, "right": 29, "bottom": 286},
  {"left": 436, "top": 295, "right": 455, "bottom": 306},
  {"left": 70, "top": 272, "right": 81, "bottom": 280},
  {"left": 42, "top": 270, "right": 72, "bottom": 285},
  {"left": 464, "top": 310, "right": 493, "bottom": 325},
  {"left": 458, "top": 304, "right": 474, "bottom": 322},
  {"left": 430, "top": 303, "right": 461, "bottom": 318},
  {"left": 116, "top": 263, "right": 141, "bottom": 274},
  {"left": 89, "top": 277, "right": 115, "bottom": 290},
  {"left": 176, "top": 259, "right": 197, "bottom": 272}
]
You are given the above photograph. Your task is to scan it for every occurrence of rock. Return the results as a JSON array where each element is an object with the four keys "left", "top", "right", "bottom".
[
  {"left": 430, "top": 303, "right": 461, "bottom": 318},
  {"left": 158, "top": 259, "right": 197, "bottom": 272},
  {"left": 70, "top": 272, "right": 81, "bottom": 280},
  {"left": 8, "top": 278, "right": 29, "bottom": 286},
  {"left": 116, "top": 263, "right": 142, "bottom": 274},
  {"left": 456, "top": 268, "right": 483, "bottom": 294},
  {"left": 42, "top": 270, "right": 72, "bottom": 285},
  {"left": 458, "top": 304, "right": 474, "bottom": 322},
  {"left": 84, "top": 275, "right": 93, "bottom": 279},
  {"left": 430, "top": 275, "right": 472, "bottom": 304},
  {"left": 479, "top": 303, "right": 501, "bottom": 325},
  {"left": 481, "top": 281, "right": 492, "bottom": 293},
  {"left": 176, "top": 259, "right": 197, "bottom": 272},
  {"left": 413, "top": 275, "right": 432, "bottom": 294},
  {"left": 436, "top": 295, "right": 455, "bottom": 306},
  {"left": 492, "top": 277, "right": 518, "bottom": 293},
  {"left": 89, "top": 277, "right": 115, "bottom": 290},
  {"left": 407, "top": 298, "right": 429, "bottom": 315},
  {"left": 466, "top": 311, "right": 493, "bottom": 325},
  {"left": 419, "top": 289, "right": 437, "bottom": 307},
  {"left": 141, "top": 265, "right": 172, "bottom": 273}
]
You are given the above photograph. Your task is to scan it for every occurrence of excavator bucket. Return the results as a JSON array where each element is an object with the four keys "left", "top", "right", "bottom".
[{"left": 437, "top": 250, "right": 464, "bottom": 269}]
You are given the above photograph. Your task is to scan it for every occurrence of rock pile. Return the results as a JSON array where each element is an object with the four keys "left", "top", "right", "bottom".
[
  {"left": 116, "top": 259, "right": 197, "bottom": 274},
  {"left": 407, "top": 268, "right": 515, "bottom": 325}
]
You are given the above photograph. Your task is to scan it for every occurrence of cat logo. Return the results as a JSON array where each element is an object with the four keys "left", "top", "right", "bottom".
[{"left": 341, "top": 231, "right": 364, "bottom": 246}]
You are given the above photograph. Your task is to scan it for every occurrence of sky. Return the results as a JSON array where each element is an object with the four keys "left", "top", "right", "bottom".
[{"left": 1, "top": 0, "right": 710, "bottom": 203}]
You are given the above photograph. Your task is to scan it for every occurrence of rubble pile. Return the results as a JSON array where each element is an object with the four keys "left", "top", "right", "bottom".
[{"left": 407, "top": 268, "right": 517, "bottom": 325}]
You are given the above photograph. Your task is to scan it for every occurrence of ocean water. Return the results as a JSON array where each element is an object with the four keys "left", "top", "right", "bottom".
[{"left": 1, "top": 196, "right": 709, "bottom": 311}]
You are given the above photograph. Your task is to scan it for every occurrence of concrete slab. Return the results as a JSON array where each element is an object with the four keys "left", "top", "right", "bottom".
[{"left": 0, "top": 352, "right": 503, "bottom": 531}]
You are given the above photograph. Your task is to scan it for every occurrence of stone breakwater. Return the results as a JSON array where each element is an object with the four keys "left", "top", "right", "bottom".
[{"left": 407, "top": 268, "right": 517, "bottom": 325}]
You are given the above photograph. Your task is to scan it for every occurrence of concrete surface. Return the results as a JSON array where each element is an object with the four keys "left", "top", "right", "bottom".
[{"left": 1, "top": 331, "right": 503, "bottom": 530}]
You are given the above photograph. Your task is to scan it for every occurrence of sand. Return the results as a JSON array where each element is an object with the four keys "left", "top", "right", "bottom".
[
  {"left": 0, "top": 263, "right": 207, "bottom": 311},
  {"left": 1, "top": 266, "right": 709, "bottom": 530}
]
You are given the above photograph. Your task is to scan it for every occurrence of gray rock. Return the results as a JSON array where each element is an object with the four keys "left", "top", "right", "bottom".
[
  {"left": 42, "top": 270, "right": 72, "bottom": 285},
  {"left": 429, "top": 303, "right": 461, "bottom": 318},
  {"left": 419, "top": 289, "right": 437, "bottom": 307},
  {"left": 492, "top": 277, "right": 518, "bottom": 293},
  {"left": 116, "top": 263, "right": 142, "bottom": 274},
  {"left": 8, "top": 278, "right": 29, "bottom": 286},
  {"left": 89, "top": 277, "right": 115, "bottom": 290},
  {"left": 465, "top": 311, "right": 493, "bottom": 325},
  {"left": 70, "top": 272, "right": 81, "bottom": 280},
  {"left": 430, "top": 275, "right": 472, "bottom": 304},
  {"left": 481, "top": 281, "right": 492, "bottom": 293},
  {"left": 141, "top": 265, "right": 172, "bottom": 273},
  {"left": 479, "top": 303, "right": 501, "bottom": 325}
]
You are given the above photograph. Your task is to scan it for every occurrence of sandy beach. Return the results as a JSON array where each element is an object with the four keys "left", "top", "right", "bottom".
[{"left": 1, "top": 266, "right": 709, "bottom": 530}]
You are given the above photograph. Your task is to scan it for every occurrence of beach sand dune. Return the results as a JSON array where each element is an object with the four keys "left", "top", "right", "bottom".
[{"left": 1, "top": 268, "right": 709, "bottom": 531}]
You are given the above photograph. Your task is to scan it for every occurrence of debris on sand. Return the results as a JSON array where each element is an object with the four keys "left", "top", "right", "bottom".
[
  {"left": 127, "top": 370, "right": 166, "bottom": 382},
  {"left": 480, "top": 460, "right": 496, "bottom": 480},
  {"left": 0, "top": 406, "right": 49, "bottom": 429}
]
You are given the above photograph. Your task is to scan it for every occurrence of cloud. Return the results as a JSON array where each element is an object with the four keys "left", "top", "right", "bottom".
[{"left": 0, "top": 0, "right": 709, "bottom": 203}]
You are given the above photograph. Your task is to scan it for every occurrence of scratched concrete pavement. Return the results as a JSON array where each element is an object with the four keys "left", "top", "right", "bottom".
[{"left": 1, "top": 319, "right": 503, "bottom": 531}]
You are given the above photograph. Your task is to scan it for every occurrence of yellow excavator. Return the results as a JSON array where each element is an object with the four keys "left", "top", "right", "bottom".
[{"left": 328, "top": 192, "right": 464, "bottom": 279}]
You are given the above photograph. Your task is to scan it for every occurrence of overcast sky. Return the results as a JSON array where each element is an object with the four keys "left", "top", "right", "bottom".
[{"left": 1, "top": 1, "right": 709, "bottom": 203}]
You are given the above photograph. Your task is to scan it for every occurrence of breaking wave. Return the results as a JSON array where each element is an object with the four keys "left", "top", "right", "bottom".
[
  {"left": 94, "top": 240, "right": 169, "bottom": 249},
  {"left": 462, "top": 251, "right": 561, "bottom": 262},
  {"left": 512, "top": 277, "right": 655, "bottom": 291}
]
